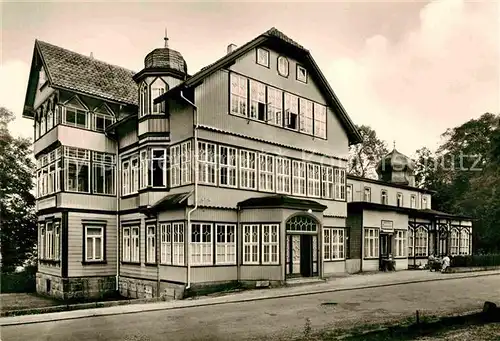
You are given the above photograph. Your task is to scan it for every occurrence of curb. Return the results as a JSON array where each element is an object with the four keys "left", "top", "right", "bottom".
[{"left": 1, "top": 271, "right": 499, "bottom": 327}]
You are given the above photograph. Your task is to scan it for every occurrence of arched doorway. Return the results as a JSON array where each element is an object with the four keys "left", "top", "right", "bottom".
[{"left": 285, "top": 215, "right": 319, "bottom": 278}]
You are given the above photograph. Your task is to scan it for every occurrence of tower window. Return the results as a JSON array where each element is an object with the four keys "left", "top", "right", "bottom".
[
  {"left": 139, "top": 82, "right": 149, "bottom": 117},
  {"left": 150, "top": 78, "right": 168, "bottom": 114}
]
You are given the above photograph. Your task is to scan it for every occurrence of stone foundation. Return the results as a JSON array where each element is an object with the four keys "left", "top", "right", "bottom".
[
  {"left": 119, "top": 277, "right": 185, "bottom": 300},
  {"left": 36, "top": 272, "right": 116, "bottom": 301}
]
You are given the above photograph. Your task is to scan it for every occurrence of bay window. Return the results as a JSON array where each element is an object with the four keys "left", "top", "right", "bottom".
[
  {"left": 151, "top": 78, "right": 166, "bottom": 114},
  {"left": 292, "top": 160, "right": 306, "bottom": 196},
  {"left": 180, "top": 141, "right": 192, "bottom": 185},
  {"left": 299, "top": 98, "right": 313, "bottom": 134},
  {"left": 84, "top": 225, "right": 104, "bottom": 262},
  {"left": 36, "top": 148, "right": 62, "bottom": 198},
  {"left": 173, "top": 223, "right": 185, "bottom": 265},
  {"left": 394, "top": 230, "right": 406, "bottom": 257},
  {"left": 230, "top": 73, "right": 247, "bottom": 116},
  {"left": 191, "top": 223, "right": 212, "bottom": 265},
  {"left": 215, "top": 224, "right": 236, "bottom": 265},
  {"left": 122, "top": 160, "right": 130, "bottom": 195},
  {"left": 259, "top": 154, "right": 274, "bottom": 192},
  {"left": 140, "top": 150, "right": 149, "bottom": 189},
  {"left": 364, "top": 187, "right": 372, "bottom": 202},
  {"left": 262, "top": 224, "right": 279, "bottom": 264},
  {"left": 151, "top": 149, "right": 166, "bottom": 187},
  {"left": 276, "top": 157, "right": 291, "bottom": 194},
  {"left": 307, "top": 163, "right": 321, "bottom": 197},
  {"left": 249, "top": 80, "right": 267, "bottom": 121},
  {"left": 219, "top": 146, "right": 237, "bottom": 188},
  {"left": 198, "top": 142, "right": 217, "bottom": 185},
  {"left": 243, "top": 224, "right": 259, "bottom": 264},
  {"left": 139, "top": 82, "right": 149, "bottom": 117},
  {"left": 122, "top": 227, "right": 131, "bottom": 262},
  {"left": 267, "top": 87, "right": 283, "bottom": 126},
  {"left": 321, "top": 166, "right": 334, "bottom": 199},
  {"left": 47, "top": 110, "right": 54, "bottom": 131},
  {"left": 313, "top": 103, "right": 327, "bottom": 138},
  {"left": 324, "top": 228, "right": 345, "bottom": 260},
  {"left": 93, "top": 151, "right": 115, "bottom": 195},
  {"left": 364, "top": 228, "right": 379, "bottom": 258},
  {"left": 240, "top": 150, "right": 257, "bottom": 190},
  {"left": 64, "top": 146, "right": 90, "bottom": 193},
  {"left": 131, "top": 157, "right": 139, "bottom": 193}
]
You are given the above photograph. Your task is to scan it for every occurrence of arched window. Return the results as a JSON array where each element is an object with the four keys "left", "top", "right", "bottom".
[
  {"left": 150, "top": 78, "right": 168, "bottom": 115},
  {"left": 285, "top": 215, "right": 318, "bottom": 233},
  {"left": 414, "top": 226, "right": 428, "bottom": 257},
  {"left": 40, "top": 110, "right": 46, "bottom": 136},
  {"left": 139, "top": 82, "right": 149, "bottom": 117},
  {"left": 450, "top": 228, "right": 459, "bottom": 255},
  {"left": 459, "top": 229, "right": 469, "bottom": 255}
]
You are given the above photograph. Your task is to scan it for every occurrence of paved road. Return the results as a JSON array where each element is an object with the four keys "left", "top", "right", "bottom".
[{"left": 2, "top": 275, "right": 499, "bottom": 341}]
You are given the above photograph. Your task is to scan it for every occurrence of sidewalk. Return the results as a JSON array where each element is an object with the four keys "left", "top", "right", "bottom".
[{"left": 1, "top": 269, "right": 499, "bottom": 327}]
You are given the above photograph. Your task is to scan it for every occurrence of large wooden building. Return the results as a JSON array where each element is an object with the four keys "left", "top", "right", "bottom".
[{"left": 23, "top": 28, "right": 473, "bottom": 300}]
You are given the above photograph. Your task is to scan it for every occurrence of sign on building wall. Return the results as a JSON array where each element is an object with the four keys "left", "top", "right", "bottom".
[{"left": 381, "top": 220, "right": 394, "bottom": 233}]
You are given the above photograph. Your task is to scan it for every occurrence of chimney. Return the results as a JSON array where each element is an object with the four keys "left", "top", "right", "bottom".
[
  {"left": 227, "top": 43, "right": 237, "bottom": 54},
  {"left": 90, "top": 52, "right": 94, "bottom": 59}
]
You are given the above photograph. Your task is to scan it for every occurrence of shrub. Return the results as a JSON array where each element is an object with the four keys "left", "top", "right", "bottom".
[
  {"left": 1, "top": 268, "right": 37, "bottom": 293},
  {"left": 451, "top": 254, "right": 500, "bottom": 268}
]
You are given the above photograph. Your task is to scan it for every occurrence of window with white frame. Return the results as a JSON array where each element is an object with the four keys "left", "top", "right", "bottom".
[
  {"left": 219, "top": 146, "right": 237, "bottom": 188},
  {"left": 131, "top": 157, "right": 139, "bottom": 193},
  {"left": 92, "top": 151, "right": 115, "bottom": 195},
  {"left": 364, "top": 228, "right": 379, "bottom": 258},
  {"left": 93, "top": 110, "right": 114, "bottom": 132},
  {"left": 63, "top": 106, "right": 87, "bottom": 129},
  {"left": 256, "top": 48, "right": 269, "bottom": 67},
  {"left": 85, "top": 225, "right": 104, "bottom": 262},
  {"left": 292, "top": 160, "right": 306, "bottom": 196},
  {"left": 299, "top": 98, "right": 313, "bottom": 134},
  {"left": 414, "top": 227, "right": 428, "bottom": 257},
  {"left": 450, "top": 229, "right": 459, "bottom": 255},
  {"left": 381, "top": 190, "right": 388, "bottom": 205},
  {"left": 262, "top": 224, "right": 279, "bottom": 264},
  {"left": 216, "top": 224, "right": 236, "bottom": 265},
  {"left": 54, "top": 222, "right": 60, "bottom": 260},
  {"left": 40, "top": 113, "right": 46, "bottom": 135},
  {"left": 139, "top": 82, "right": 149, "bottom": 117},
  {"left": 346, "top": 184, "right": 353, "bottom": 202},
  {"left": 47, "top": 110, "right": 54, "bottom": 131},
  {"left": 122, "top": 226, "right": 131, "bottom": 262},
  {"left": 394, "top": 230, "right": 406, "bottom": 257},
  {"left": 422, "top": 196, "right": 428, "bottom": 209},
  {"left": 150, "top": 78, "right": 166, "bottom": 114},
  {"left": 146, "top": 225, "right": 156, "bottom": 264},
  {"left": 307, "top": 163, "right": 321, "bottom": 197},
  {"left": 64, "top": 146, "right": 90, "bottom": 193},
  {"left": 191, "top": 223, "right": 212, "bottom": 265},
  {"left": 160, "top": 223, "right": 171, "bottom": 264},
  {"left": 277, "top": 56, "right": 289, "bottom": 76},
  {"left": 321, "top": 166, "right": 334, "bottom": 199},
  {"left": 131, "top": 226, "right": 140, "bottom": 262},
  {"left": 460, "top": 229, "right": 470, "bottom": 255},
  {"left": 397, "top": 193, "right": 403, "bottom": 207},
  {"left": 284, "top": 93, "right": 299, "bottom": 130},
  {"left": 410, "top": 195, "right": 416, "bottom": 208},
  {"left": 140, "top": 150, "right": 149, "bottom": 189},
  {"left": 198, "top": 142, "right": 217, "bottom": 185},
  {"left": 249, "top": 80, "right": 267, "bottom": 121},
  {"left": 267, "top": 87, "right": 283, "bottom": 126},
  {"left": 170, "top": 145, "right": 181, "bottom": 187},
  {"left": 314, "top": 103, "right": 326, "bottom": 138},
  {"left": 45, "top": 222, "right": 54, "bottom": 260},
  {"left": 324, "top": 228, "right": 345, "bottom": 260},
  {"left": 151, "top": 149, "right": 166, "bottom": 187},
  {"left": 259, "top": 154, "right": 274, "bottom": 192},
  {"left": 276, "top": 157, "right": 291, "bottom": 194},
  {"left": 297, "top": 65, "right": 308, "bottom": 83},
  {"left": 334, "top": 168, "right": 346, "bottom": 200},
  {"left": 240, "top": 150, "right": 257, "bottom": 190},
  {"left": 35, "top": 119, "right": 40, "bottom": 140},
  {"left": 40, "top": 223, "right": 46, "bottom": 260},
  {"left": 36, "top": 147, "right": 62, "bottom": 198},
  {"left": 122, "top": 160, "right": 130, "bottom": 195},
  {"left": 172, "top": 223, "right": 184, "bottom": 265},
  {"left": 408, "top": 228, "right": 414, "bottom": 257},
  {"left": 243, "top": 224, "right": 259, "bottom": 264},
  {"left": 181, "top": 141, "right": 192, "bottom": 185},
  {"left": 364, "top": 187, "right": 371, "bottom": 202},
  {"left": 230, "top": 73, "right": 247, "bottom": 116}
]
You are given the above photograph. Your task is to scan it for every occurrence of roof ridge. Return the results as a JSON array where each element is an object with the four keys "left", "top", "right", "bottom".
[{"left": 36, "top": 39, "right": 136, "bottom": 75}]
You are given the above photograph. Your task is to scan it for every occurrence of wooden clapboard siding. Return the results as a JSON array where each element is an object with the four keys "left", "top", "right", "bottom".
[
  {"left": 38, "top": 262, "right": 61, "bottom": 276},
  {"left": 67, "top": 212, "right": 117, "bottom": 277},
  {"left": 169, "top": 100, "right": 193, "bottom": 144},
  {"left": 157, "top": 209, "right": 185, "bottom": 222},
  {"left": 159, "top": 266, "right": 186, "bottom": 283},
  {"left": 58, "top": 193, "right": 116, "bottom": 211},
  {"left": 119, "top": 127, "right": 138, "bottom": 150},
  {"left": 363, "top": 210, "right": 408, "bottom": 231},
  {"left": 58, "top": 125, "right": 116, "bottom": 153},
  {"left": 191, "top": 266, "right": 237, "bottom": 283},
  {"left": 240, "top": 208, "right": 283, "bottom": 223},
  {"left": 190, "top": 208, "right": 236, "bottom": 222},
  {"left": 138, "top": 118, "right": 169, "bottom": 136},
  {"left": 34, "top": 126, "right": 58, "bottom": 155},
  {"left": 239, "top": 266, "right": 282, "bottom": 281},
  {"left": 34, "top": 83, "right": 56, "bottom": 109}
]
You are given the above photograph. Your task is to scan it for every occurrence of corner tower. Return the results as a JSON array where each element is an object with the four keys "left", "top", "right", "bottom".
[{"left": 376, "top": 147, "right": 416, "bottom": 186}]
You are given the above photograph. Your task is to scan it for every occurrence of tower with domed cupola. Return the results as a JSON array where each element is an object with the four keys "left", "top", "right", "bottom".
[{"left": 376, "top": 147, "right": 416, "bottom": 187}]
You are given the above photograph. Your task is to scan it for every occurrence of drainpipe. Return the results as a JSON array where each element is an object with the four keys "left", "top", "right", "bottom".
[
  {"left": 236, "top": 204, "right": 241, "bottom": 284},
  {"left": 179, "top": 90, "right": 198, "bottom": 290},
  {"left": 105, "top": 130, "right": 120, "bottom": 292}
]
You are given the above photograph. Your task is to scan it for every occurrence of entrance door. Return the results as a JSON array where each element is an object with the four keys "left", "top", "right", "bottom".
[
  {"left": 286, "top": 234, "right": 316, "bottom": 278},
  {"left": 300, "top": 235, "right": 313, "bottom": 277},
  {"left": 379, "top": 233, "right": 392, "bottom": 270}
]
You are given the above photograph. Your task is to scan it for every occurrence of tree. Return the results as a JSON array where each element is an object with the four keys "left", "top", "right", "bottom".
[
  {"left": 348, "top": 125, "right": 389, "bottom": 179},
  {"left": 0, "top": 107, "right": 37, "bottom": 272}
]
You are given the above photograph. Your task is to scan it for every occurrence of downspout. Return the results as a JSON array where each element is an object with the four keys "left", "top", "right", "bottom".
[
  {"left": 179, "top": 90, "right": 198, "bottom": 290},
  {"left": 236, "top": 204, "right": 241, "bottom": 284},
  {"left": 105, "top": 130, "right": 120, "bottom": 292}
]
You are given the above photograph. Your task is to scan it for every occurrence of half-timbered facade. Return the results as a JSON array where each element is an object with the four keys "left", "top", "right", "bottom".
[{"left": 23, "top": 28, "right": 472, "bottom": 300}]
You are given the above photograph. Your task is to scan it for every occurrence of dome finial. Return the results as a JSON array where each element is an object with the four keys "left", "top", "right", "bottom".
[{"left": 164, "top": 27, "right": 169, "bottom": 48}]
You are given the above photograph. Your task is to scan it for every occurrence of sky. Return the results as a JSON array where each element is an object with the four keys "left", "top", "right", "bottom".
[{"left": 1, "top": 0, "right": 499, "bottom": 157}]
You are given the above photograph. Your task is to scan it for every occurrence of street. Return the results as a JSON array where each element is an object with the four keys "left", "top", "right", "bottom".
[{"left": 1, "top": 274, "right": 499, "bottom": 341}]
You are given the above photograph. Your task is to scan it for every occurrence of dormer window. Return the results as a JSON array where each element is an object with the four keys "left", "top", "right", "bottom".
[
  {"left": 139, "top": 82, "right": 149, "bottom": 117},
  {"left": 277, "top": 56, "right": 289, "bottom": 77},
  {"left": 39, "top": 69, "right": 47, "bottom": 89},
  {"left": 296, "top": 65, "right": 308, "bottom": 83},
  {"left": 256, "top": 48, "right": 269, "bottom": 68},
  {"left": 150, "top": 78, "right": 168, "bottom": 115},
  {"left": 381, "top": 190, "right": 388, "bottom": 205}
]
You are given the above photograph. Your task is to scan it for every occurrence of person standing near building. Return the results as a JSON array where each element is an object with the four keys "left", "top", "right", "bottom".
[{"left": 441, "top": 254, "right": 451, "bottom": 272}]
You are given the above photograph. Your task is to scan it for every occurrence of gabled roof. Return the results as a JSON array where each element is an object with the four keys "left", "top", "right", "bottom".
[
  {"left": 155, "top": 27, "right": 362, "bottom": 145},
  {"left": 23, "top": 40, "right": 138, "bottom": 118}
]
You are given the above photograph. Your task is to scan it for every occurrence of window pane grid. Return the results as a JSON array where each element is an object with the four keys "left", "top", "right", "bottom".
[
  {"left": 219, "top": 146, "right": 237, "bottom": 188},
  {"left": 240, "top": 150, "right": 257, "bottom": 190}
]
